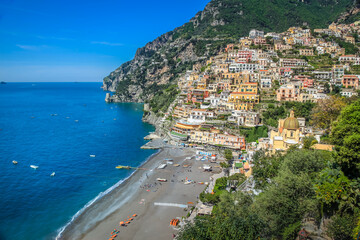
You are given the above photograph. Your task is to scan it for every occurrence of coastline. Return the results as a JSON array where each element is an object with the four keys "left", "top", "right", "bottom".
[
  {"left": 57, "top": 144, "right": 218, "bottom": 240},
  {"left": 55, "top": 148, "right": 163, "bottom": 239}
]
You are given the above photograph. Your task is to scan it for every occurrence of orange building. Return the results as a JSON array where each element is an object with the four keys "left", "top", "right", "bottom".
[{"left": 342, "top": 75, "right": 359, "bottom": 89}]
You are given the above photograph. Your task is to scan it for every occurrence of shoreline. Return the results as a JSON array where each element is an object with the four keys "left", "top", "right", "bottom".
[
  {"left": 55, "top": 148, "right": 163, "bottom": 239},
  {"left": 57, "top": 144, "right": 218, "bottom": 240}
]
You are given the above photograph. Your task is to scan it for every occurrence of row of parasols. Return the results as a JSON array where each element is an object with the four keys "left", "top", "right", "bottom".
[
  {"left": 119, "top": 214, "right": 138, "bottom": 226},
  {"left": 107, "top": 214, "right": 138, "bottom": 240}
]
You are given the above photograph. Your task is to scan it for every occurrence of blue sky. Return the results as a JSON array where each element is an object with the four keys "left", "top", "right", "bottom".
[{"left": 0, "top": 0, "right": 210, "bottom": 82}]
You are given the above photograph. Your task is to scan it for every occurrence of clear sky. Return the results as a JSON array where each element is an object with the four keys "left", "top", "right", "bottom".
[{"left": 0, "top": 0, "right": 210, "bottom": 82}]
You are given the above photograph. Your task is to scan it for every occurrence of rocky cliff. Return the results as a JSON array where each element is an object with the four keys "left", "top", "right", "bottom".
[{"left": 103, "top": 0, "right": 354, "bottom": 104}]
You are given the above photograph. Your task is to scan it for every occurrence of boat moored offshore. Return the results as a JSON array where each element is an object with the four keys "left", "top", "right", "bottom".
[
  {"left": 30, "top": 165, "right": 39, "bottom": 169},
  {"left": 115, "top": 165, "right": 131, "bottom": 169}
]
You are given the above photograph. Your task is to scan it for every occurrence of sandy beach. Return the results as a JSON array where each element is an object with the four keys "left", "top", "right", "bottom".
[{"left": 58, "top": 145, "right": 219, "bottom": 240}]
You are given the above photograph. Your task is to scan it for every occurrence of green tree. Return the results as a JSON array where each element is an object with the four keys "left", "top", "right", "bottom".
[
  {"left": 324, "top": 82, "right": 330, "bottom": 94},
  {"left": 252, "top": 150, "right": 283, "bottom": 189},
  {"left": 178, "top": 192, "right": 268, "bottom": 240},
  {"left": 224, "top": 149, "right": 233, "bottom": 163},
  {"left": 331, "top": 100, "right": 360, "bottom": 178},
  {"left": 314, "top": 167, "right": 360, "bottom": 212},
  {"left": 303, "top": 136, "right": 317, "bottom": 149},
  {"left": 282, "top": 221, "right": 301, "bottom": 240},
  {"left": 311, "top": 95, "right": 346, "bottom": 131},
  {"left": 326, "top": 213, "right": 357, "bottom": 240}
]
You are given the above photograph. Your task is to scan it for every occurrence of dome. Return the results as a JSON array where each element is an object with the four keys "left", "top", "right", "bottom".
[{"left": 283, "top": 111, "right": 299, "bottom": 130}]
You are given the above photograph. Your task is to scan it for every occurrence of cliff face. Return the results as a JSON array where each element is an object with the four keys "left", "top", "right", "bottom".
[
  {"left": 103, "top": 0, "right": 354, "bottom": 103},
  {"left": 102, "top": 34, "right": 203, "bottom": 102}
]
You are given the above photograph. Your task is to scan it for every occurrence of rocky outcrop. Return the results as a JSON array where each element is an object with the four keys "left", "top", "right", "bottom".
[{"left": 142, "top": 111, "right": 162, "bottom": 128}]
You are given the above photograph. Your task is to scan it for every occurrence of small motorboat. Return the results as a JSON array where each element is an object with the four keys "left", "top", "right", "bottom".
[
  {"left": 12, "top": 161, "right": 18, "bottom": 165},
  {"left": 156, "top": 178, "right": 167, "bottom": 182},
  {"left": 90, "top": 155, "right": 96, "bottom": 157},
  {"left": 30, "top": 165, "right": 39, "bottom": 169},
  {"left": 50, "top": 172, "right": 55, "bottom": 177},
  {"left": 116, "top": 165, "right": 131, "bottom": 169},
  {"left": 184, "top": 179, "right": 193, "bottom": 185},
  {"left": 157, "top": 164, "right": 167, "bottom": 169}
]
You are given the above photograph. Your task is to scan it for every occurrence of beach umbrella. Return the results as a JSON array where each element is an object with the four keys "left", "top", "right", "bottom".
[
  {"left": 132, "top": 214, "right": 137, "bottom": 217},
  {"left": 119, "top": 221, "right": 124, "bottom": 226}
]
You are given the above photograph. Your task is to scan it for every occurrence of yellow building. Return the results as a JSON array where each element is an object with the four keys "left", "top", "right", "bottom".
[
  {"left": 234, "top": 82, "right": 258, "bottom": 93},
  {"left": 228, "top": 82, "right": 259, "bottom": 110},
  {"left": 270, "top": 111, "right": 302, "bottom": 152},
  {"left": 240, "top": 38, "right": 252, "bottom": 47}
]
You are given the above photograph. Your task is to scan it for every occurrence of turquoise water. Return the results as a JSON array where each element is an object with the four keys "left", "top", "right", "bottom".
[{"left": 0, "top": 82, "right": 155, "bottom": 240}]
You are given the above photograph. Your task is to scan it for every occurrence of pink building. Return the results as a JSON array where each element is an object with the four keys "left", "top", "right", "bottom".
[
  {"left": 278, "top": 67, "right": 293, "bottom": 77},
  {"left": 213, "top": 133, "right": 246, "bottom": 150},
  {"left": 277, "top": 84, "right": 300, "bottom": 101},
  {"left": 294, "top": 75, "right": 314, "bottom": 88}
]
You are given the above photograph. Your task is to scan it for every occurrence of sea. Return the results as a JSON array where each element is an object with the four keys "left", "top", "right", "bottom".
[{"left": 0, "top": 82, "right": 155, "bottom": 240}]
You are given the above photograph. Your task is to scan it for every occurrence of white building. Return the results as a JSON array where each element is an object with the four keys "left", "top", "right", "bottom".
[
  {"left": 341, "top": 89, "right": 358, "bottom": 97},
  {"left": 204, "top": 95, "right": 221, "bottom": 107},
  {"left": 229, "top": 63, "right": 259, "bottom": 73},
  {"left": 188, "top": 109, "right": 215, "bottom": 123},
  {"left": 249, "top": 29, "right": 264, "bottom": 39},
  {"left": 260, "top": 76, "right": 272, "bottom": 88}
]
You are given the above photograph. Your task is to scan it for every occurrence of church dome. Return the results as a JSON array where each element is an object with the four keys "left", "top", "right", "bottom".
[{"left": 283, "top": 111, "right": 299, "bottom": 130}]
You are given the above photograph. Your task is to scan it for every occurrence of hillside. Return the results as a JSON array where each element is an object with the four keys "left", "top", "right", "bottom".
[{"left": 103, "top": 0, "right": 354, "bottom": 104}]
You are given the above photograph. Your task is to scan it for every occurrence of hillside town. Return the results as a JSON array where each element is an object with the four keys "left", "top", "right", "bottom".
[
  {"left": 148, "top": 21, "right": 360, "bottom": 176},
  {"left": 135, "top": 20, "right": 360, "bottom": 239}
]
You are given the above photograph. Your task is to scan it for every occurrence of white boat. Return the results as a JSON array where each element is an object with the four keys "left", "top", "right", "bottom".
[
  {"left": 203, "top": 165, "right": 212, "bottom": 171},
  {"left": 157, "top": 164, "right": 167, "bottom": 169},
  {"left": 184, "top": 179, "right": 193, "bottom": 185},
  {"left": 156, "top": 178, "right": 167, "bottom": 182},
  {"left": 30, "top": 165, "right": 39, "bottom": 169},
  {"left": 12, "top": 161, "right": 18, "bottom": 165},
  {"left": 90, "top": 155, "right": 96, "bottom": 157},
  {"left": 50, "top": 172, "right": 55, "bottom": 177}
]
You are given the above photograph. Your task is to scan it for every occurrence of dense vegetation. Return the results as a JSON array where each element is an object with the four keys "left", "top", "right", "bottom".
[
  {"left": 173, "top": 0, "right": 353, "bottom": 41},
  {"left": 238, "top": 125, "right": 268, "bottom": 142},
  {"left": 178, "top": 99, "right": 360, "bottom": 240},
  {"left": 148, "top": 84, "right": 179, "bottom": 114},
  {"left": 262, "top": 101, "right": 315, "bottom": 127}
]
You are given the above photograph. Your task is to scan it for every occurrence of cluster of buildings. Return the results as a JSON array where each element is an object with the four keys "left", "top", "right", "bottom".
[{"left": 164, "top": 21, "right": 359, "bottom": 152}]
